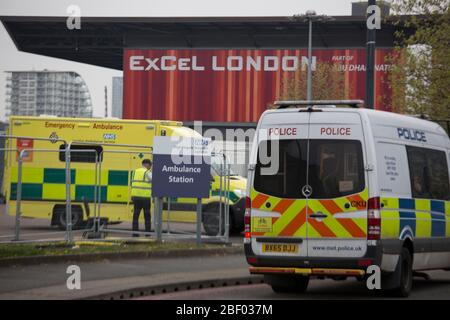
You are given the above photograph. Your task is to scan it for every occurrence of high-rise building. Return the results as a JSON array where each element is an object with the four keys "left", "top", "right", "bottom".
[
  {"left": 112, "top": 76, "right": 123, "bottom": 118},
  {"left": 5, "top": 70, "right": 93, "bottom": 119}
]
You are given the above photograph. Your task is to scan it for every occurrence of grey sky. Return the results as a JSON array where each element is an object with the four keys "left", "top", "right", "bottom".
[{"left": 0, "top": 0, "right": 357, "bottom": 120}]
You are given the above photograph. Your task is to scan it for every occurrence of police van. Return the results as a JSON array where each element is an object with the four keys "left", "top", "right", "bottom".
[{"left": 244, "top": 100, "right": 450, "bottom": 296}]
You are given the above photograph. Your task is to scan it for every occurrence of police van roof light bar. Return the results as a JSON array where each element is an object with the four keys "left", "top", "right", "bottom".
[{"left": 274, "top": 100, "right": 365, "bottom": 109}]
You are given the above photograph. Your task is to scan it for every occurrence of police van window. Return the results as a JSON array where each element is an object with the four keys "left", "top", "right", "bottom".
[
  {"left": 406, "top": 146, "right": 450, "bottom": 200},
  {"left": 254, "top": 139, "right": 307, "bottom": 198},
  {"left": 59, "top": 144, "right": 103, "bottom": 163},
  {"left": 254, "top": 139, "right": 364, "bottom": 199},
  {"left": 308, "top": 140, "right": 365, "bottom": 198}
]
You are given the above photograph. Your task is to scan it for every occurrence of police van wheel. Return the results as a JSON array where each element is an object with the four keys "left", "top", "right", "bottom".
[
  {"left": 265, "top": 275, "right": 309, "bottom": 294},
  {"left": 392, "top": 247, "right": 413, "bottom": 297},
  {"left": 55, "top": 206, "right": 84, "bottom": 230}
]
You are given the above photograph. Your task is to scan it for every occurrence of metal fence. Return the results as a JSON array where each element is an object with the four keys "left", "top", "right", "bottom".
[
  {"left": 94, "top": 149, "right": 232, "bottom": 245},
  {"left": 0, "top": 135, "right": 233, "bottom": 245}
]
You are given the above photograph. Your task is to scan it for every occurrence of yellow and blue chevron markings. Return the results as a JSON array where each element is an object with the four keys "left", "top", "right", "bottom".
[{"left": 381, "top": 197, "right": 449, "bottom": 239}]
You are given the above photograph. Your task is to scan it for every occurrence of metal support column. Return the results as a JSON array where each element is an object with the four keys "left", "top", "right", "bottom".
[
  {"left": 14, "top": 151, "right": 25, "bottom": 241},
  {"left": 196, "top": 198, "right": 202, "bottom": 245},
  {"left": 307, "top": 17, "right": 313, "bottom": 101},
  {"left": 65, "top": 143, "right": 73, "bottom": 243},
  {"left": 155, "top": 197, "right": 163, "bottom": 243},
  {"left": 366, "top": 0, "right": 376, "bottom": 109}
]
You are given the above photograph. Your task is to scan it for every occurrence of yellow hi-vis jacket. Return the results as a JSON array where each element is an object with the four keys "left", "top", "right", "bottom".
[{"left": 131, "top": 167, "right": 151, "bottom": 198}]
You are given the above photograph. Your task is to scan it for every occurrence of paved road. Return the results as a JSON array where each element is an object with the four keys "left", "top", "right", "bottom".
[
  {"left": 0, "top": 208, "right": 86, "bottom": 242},
  {"left": 0, "top": 254, "right": 248, "bottom": 299},
  {"left": 2, "top": 205, "right": 449, "bottom": 300},
  {"left": 144, "top": 270, "right": 450, "bottom": 300},
  {"left": 0, "top": 205, "right": 242, "bottom": 243}
]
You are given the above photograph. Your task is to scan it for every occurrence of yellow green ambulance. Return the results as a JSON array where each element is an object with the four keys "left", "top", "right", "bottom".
[{"left": 1, "top": 116, "right": 247, "bottom": 235}]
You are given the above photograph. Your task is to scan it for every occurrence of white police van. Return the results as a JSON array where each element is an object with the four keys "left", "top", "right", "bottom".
[{"left": 244, "top": 100, "right": 450, "bottom": 296}]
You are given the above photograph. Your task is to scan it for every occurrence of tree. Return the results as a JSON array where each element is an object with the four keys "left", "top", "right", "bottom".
[
  {"left": 387, "top": 0, "right": 450, "bottom": 120},
  {"left": 278, "top": 62, "right": 348, "bottom": 103}
]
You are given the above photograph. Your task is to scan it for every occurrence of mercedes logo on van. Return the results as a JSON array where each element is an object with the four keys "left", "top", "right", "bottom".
[{"left": 301, "top": 185, "right": 313, "bottom": 197}]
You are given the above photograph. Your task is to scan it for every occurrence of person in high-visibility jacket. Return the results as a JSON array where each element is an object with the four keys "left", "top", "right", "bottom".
[{"left": 131, "top": 159, "right": 152, "bottom": 237}]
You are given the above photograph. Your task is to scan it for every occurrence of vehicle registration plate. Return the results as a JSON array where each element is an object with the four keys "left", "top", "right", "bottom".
[{"left": 262, "top": 244, "right": 298, "bottom": 253}]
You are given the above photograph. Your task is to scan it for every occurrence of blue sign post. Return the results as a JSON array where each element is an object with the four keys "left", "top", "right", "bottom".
[{"left": 152, "top": 136, "right": 212, "bottom": 243}]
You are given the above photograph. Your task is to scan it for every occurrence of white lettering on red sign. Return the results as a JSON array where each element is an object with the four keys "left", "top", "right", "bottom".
[
  {"left": 320, "top": 127, "right": 351, "bottom": 136},
  {"left": 268, "top": 127, "right": 298, "bottom": 136}
]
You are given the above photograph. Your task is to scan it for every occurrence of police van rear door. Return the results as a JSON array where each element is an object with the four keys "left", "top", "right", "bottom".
[
  {"left": 305, "top": 111, "right": 368, "bottom": 258},
  {"left": 251, "top": 112, "right": 311, "bottom": 257}
]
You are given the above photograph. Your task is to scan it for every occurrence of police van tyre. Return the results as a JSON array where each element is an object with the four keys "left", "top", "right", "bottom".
[
  {"left": 265, "top": 274, "right": 309, "bottom": 294},
  {"left": 390, "top": 247, "right": 413, "bottom": 297},
  {"left": 54, "top": 205, "right": 85, "bottom": 230}
]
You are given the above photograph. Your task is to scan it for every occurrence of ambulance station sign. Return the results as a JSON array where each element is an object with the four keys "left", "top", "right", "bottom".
[{"left": 152, "top": 136, "right": 212, "bottom": 198}]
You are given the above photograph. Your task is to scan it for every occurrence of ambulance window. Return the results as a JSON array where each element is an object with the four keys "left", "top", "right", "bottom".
[
  {"left": 406, "top": 146, "right": 450, "bottom": 200},
  {"left": 59, "top": 144, "right": 103, "bottom": 163},
  {"left": 254, "top": 139, "right": 307, "bottom": 198},
  {"left": 308, "top": 140, "right": 365, "bottom": 198}
]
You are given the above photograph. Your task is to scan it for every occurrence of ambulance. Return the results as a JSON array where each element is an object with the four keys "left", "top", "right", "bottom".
[
  {"left": 1, "top": 116, "right": 247, "bottom": 235},
  {"left": 245, "top": 100, "right": 450, "bottom": 296}
]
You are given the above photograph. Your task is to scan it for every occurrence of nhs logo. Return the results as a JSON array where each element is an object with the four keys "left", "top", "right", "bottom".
[{"left": 103, "top": 133, "right": 116, "bottom": 140}]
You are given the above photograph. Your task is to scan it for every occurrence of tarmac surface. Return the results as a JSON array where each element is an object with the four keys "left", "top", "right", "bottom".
[
  {"left": 0, "top": 254, "right": 249, "bottom": 299},
  {"left": 1, "top": 206, "right": 450, "bottom": 300},
  {"left": 0, "top": 205, "right": 241, "bottom": 243},
  {"left": 143, "top": 270, "right": 450, "bottom": 300}
]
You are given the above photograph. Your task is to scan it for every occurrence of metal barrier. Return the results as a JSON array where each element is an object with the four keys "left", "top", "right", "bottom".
[
  {"left": 0, "top": 135, "right": 73, "bottom": 244},
  {"left": 92, "top": 149, "right": 153, "bottom": 238},
  {"left": 155, "top": 151, "right": 231, "bottom": 244},
  {"left": 0, "top": 135, "right": 234, "bottom": 245},
  {"left": 14, "top": 148, "right": 99, "bottom": 242},
  {"left": 95, "top": 149, "right": 232, "bottom": 245}
]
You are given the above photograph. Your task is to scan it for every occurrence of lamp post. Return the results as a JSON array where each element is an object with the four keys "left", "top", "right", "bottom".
[
  {"left": 365, "top": 0, "right": 376, "bottom": 109},
  {"left": 306, "top": 10, "right": 315, "bottom": 101},
  {"left": 292, "top": 12, "right": 334, "bottom": 101}
]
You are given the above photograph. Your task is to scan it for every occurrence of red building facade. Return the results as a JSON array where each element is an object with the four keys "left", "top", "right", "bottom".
[{"left": 123, "top": 48, "right": 395, "bottom": 122}]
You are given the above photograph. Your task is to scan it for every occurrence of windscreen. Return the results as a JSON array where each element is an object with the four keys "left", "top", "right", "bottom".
[{"left": 254, "top": 139, "right": 365, "bottom": 199}]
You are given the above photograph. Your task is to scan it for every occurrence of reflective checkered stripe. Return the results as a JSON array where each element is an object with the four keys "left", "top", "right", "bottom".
[
  {"left": 250, "top": 189, "right": 368, "bottom": 239},
  {"left": 211, "top": 190, "right": 240, "bottom": 203},
  {"left": 381, "top": 198, "right": 450, "bottom": 238},
  {"left": 9, "top": 167, "right": 130, "bottom": 203}
]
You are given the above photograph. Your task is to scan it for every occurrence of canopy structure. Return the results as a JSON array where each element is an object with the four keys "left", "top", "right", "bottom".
[{"left": 0, "top": 15, "right": 415, "bottom": 70}]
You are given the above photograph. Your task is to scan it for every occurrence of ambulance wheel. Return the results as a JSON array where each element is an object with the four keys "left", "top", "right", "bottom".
[
  {"left": 265, "top": 275, "right": 309, "bottom": 294},
  {"left": 392, "top": 247, "right": 413, "bottom": 297},
  {"left": 55, "top": 206, "right": 84, "bottom": 230},
  {"left": 202, "top": 203, "right": 225, "bottom": 236}
]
